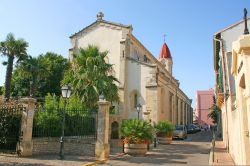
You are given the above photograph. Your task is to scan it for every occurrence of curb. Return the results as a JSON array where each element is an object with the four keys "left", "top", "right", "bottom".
[
  {"left": 82, "top": 159, "right": 107, "bottom": 166},
  {"left": 208, "top": 141, "right": 214, "bottom": 166},
  {"left": 82, "top": 152, "right": 126, "bottom": 166}
]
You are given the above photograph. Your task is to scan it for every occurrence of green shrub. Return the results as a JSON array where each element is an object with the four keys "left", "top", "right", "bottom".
[
  {"left": 0, "top": 108, "right": 22, "bottom": 149},
  {"left": 155, "top": 121, "right": 175, "bottom": 137},
  {"left": 121, "top": 119, "right": 153, "bottom": 144},
  {"left": 44, "top": 93, "right": 84, "bottom": 110}
]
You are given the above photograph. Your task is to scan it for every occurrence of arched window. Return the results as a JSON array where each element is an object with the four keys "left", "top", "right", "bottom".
[
  {"left": 134, "top": 49, "right": 139, "bottom": 61},
  {"left": 144, "top": 55, "right": 148, "bottom": 63},
  {"left": 134, "top": 93, "right": 138, "bottom": 108},
  {"left": 130, "top": 90, "right": 139, "bottom": 111}
]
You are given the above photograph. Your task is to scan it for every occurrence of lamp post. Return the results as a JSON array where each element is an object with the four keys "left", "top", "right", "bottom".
[
  {"left": 59, "top": 85, "right": 72, "bottom": 160},
  {"left": 136, "top": 104, "right": 142, "bottom": 120}
]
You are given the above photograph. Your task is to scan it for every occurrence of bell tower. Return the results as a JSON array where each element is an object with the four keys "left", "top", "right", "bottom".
[{"left": 159, "top": 40, "right": 172, "bottom": 75}]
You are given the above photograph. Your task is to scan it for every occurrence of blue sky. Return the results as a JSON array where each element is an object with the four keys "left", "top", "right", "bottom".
[{"left": 0, "top": 0, "right": 249, "bottom": 107}]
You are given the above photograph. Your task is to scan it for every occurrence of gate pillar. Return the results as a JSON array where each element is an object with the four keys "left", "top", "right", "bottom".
[
  {"left": 95, "top": 97, "right": 110, "bottom": 160},
  {"left": 19, "top": 97, "right": 36, "bottom": 156}
]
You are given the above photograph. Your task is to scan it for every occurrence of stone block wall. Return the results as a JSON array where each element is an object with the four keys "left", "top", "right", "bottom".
[{"left": 33, "top": 137, "right": 95, "bottom": 156}]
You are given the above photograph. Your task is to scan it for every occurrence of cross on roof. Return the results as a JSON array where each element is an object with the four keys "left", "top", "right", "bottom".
[
  {"left": 97, "top": 12, "right": 104, "bottom": 21},
  {"left": 244, "top": 8, "right": 249, "bottom": 35},
  {"left": 163, "top": 34, "right": 167, "bottom": 43}
]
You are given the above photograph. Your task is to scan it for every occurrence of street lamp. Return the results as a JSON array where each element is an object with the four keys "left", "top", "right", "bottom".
[
  {"left": 136, "top": 104, "right": 142, "bottom": 120},
  {"left": 59, "top": 85, "right": 72, "bottom": 160}
]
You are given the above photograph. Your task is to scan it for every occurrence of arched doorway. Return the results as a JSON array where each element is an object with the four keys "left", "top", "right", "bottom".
[{"left": 111, "top": 121, "right": 119, "bottom": 139}]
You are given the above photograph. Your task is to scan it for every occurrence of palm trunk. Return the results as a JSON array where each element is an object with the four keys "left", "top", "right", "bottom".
[
  {"left": 4, "top": 55, "right": 14, "bottom": 100},
  {"left": 30, "top": 82, "right": 36, "bottom": 97}
]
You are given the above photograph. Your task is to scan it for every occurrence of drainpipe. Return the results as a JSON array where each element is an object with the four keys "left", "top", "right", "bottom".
[{"left": 213, "top": 36, "right": 229, "bottom": 153}]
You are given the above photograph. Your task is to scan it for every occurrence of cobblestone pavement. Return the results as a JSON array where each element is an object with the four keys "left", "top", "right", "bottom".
[{"left": 99, "top": 131, "right": 212, "bottom": 166}]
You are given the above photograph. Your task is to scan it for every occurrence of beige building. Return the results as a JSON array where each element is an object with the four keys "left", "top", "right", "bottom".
[
  {"left": 70, "top": 12, "right": 192, "bottom": 126},
  {"left": 213, "top": 15, "right": 250, "bottom": 165}
]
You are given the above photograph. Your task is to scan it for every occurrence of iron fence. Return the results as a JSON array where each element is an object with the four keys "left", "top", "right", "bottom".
[{"left": 32, "top": 108, "right": 97, "bottom": 139}]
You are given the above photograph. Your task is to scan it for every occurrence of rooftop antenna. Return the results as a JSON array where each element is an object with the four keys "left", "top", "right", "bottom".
[{"left": 244, "top": 8, "right": 249, "bottom": 34}]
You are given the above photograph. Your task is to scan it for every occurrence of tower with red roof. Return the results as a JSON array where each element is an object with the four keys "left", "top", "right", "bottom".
[{"left": 159, "top": 42, "right": 172, "bottom": 75}]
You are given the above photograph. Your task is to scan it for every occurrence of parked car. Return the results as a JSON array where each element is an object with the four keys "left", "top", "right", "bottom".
[
  {"left": 186, "top": 124, "right": 196, "bottom": 134},
  {"left": 193, "top": 124, "right": 201, "bottom": 132},
  {"left": 173, "top": 125, "right": 187, "bottom": 140}
]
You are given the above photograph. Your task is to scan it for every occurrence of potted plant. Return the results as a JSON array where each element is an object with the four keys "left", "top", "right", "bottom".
[
  {"left": 155, "top": 121, "right": 175, "bottom": 144},
  {"left": 121, "top": 119, "right": 153, "bottom": 156}
]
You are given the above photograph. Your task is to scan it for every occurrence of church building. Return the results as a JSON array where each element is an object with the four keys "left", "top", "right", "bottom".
[{"left": 69, "top": 12, "right": 193, "bottom": 126}]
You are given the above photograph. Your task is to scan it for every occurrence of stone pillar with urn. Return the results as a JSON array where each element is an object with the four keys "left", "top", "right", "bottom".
[
  {"left": 95, "top": 95, "right": 111, "bottom": 160},
  {"left": 19, "top": 97, "right": 36, "bottom": 156}
]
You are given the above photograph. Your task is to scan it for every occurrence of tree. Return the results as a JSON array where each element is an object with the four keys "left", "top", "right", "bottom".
[
  {"left": 0, "top": 33, "right": 28, "bottom": 100},
  {"left": 37, "top": 52, "right": 69, "bottom": 97},
  {"left": 63, "top": 45, "right": 119, "bottom": 110},
  {"left": 208, "top": 104, "right": 221, "bottom": 124},
  {"left": 0, "top": 86, "right": 4, "bottom": 96},
  {"left": 11, "top": 52, "right": 68, "bottom": 97},
  {"left": 12, "top": 55, "right": 47, "bottom": 97}
]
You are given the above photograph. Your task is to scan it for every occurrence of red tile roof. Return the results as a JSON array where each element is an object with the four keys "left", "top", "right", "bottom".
[{"left": 159, "top": 42, "right": 171, "bottom": 59}]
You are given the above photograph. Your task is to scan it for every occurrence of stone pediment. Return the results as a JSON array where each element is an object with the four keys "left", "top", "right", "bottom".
[{"left": 70, "top": 20, "right": 132, "bottom": 39}]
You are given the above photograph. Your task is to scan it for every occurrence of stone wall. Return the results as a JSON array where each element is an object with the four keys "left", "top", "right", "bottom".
[{"left": 33, "top": 137, "right": 95, "bottom": 156}]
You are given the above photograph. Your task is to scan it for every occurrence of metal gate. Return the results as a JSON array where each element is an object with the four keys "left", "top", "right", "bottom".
[{"left": 0, "top": 105, "right": 24, "bottom": 153}]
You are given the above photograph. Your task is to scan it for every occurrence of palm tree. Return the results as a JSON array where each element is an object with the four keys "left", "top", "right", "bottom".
[
  {"left": 17, "top": 55, "right": 47, "bottom": 97},
  {"left": 0, "top": 33, "right": 28, "bottom": 100},
  {"left": 208, "top": 104, "right": 221, "bottom": 124},
  {"left": 63, "top": 45, "right": 119, "bottom": 110}
]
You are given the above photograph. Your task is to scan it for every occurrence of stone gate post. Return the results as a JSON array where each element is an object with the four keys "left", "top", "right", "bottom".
[
  {"left": 95, "top": 97, "right": 110, "bottom": 160},
  {"left": 19, "top": 97, "right": 36, "bottom": 156}
]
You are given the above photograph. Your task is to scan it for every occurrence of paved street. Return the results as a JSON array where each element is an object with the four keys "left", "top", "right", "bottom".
[
  {"left": 0, "top": 131, "right": 212, "bottom": 166},
  {"left": 102, "top": 130, "right": 212, "bottom": 166}
]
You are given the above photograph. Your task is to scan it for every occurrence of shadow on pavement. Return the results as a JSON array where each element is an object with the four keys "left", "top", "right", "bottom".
[
  {"left": 107, "top": 131, "right": 212, "bottom": 165},
  {"left": 0, "top": 155, "right": 96, "bottom": 166},
  {"left": 109, "top": 142, "right": 211, "bottom": 165},
  {"left": 0, "top": 162, "right": 52, "bottom": 166}
]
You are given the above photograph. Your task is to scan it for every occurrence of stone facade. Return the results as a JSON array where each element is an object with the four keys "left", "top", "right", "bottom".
[
  {"left": 69, "top": 13, "right": 192, "bottom": 126},
  {"left": 213, "top": 18, "right": 250, "bottom": 165},
  {"left": 231, "top": 34, "right": 250, "bottom": 165},
  {"left": 32, "top": 138, "right": 95, "bottom": 156}
]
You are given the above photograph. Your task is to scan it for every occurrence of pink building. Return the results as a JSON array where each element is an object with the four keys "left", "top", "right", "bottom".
[{"left": 195, "top": 89, "right": 214, "bottom": 127}]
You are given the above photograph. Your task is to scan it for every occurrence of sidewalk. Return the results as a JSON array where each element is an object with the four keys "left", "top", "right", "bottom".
[
  {"left": 0, "top": 154, "right": 96, "bottom": 166},
  {"left": 211, "top": 141, "right": 235, "bottom": 165}
]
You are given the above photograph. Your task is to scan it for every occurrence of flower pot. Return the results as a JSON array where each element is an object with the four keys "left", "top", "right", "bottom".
[
  {"left": 124, "top": 143, "right": 147, "bottom": 156},
  {"left": 157, "top": 136, "right": 172, "bottom": 144}
]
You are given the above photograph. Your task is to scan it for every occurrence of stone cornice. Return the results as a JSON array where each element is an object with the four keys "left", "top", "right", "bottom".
[
  {"left": 126, "top": 56, "right": 156, "bottom": 68},
  {"left": 232, "top": 35, "right": 250, "bottom": 75},
  {"left": 145, "top": 84, "right": 158, "bottom": 88}
]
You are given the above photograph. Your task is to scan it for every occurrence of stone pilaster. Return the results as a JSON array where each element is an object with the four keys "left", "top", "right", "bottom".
[
  {"left": 95, "top": 100, "right": 111, "bottom": 160},
  {"left": 145, "top": 67, "right": 159, "bottom": 124},
  {"left": 19, "top": 97, "right": 36, "bottom": 156}
]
